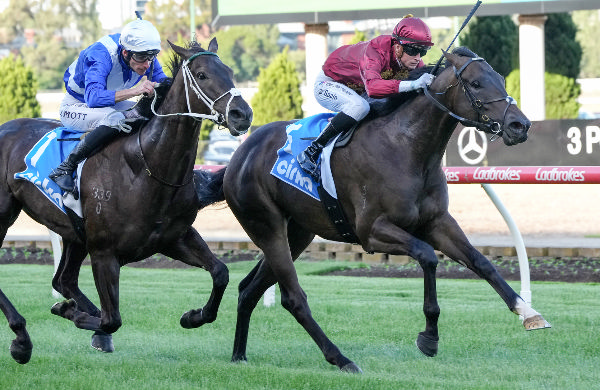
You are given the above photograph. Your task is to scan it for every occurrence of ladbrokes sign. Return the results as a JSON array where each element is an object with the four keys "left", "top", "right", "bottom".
[
  {"left": 445, "top": 119, "right": 600, "bottom": 166},
  {"left": 442, "top": 166, "right": 596, "bottom": 184}
]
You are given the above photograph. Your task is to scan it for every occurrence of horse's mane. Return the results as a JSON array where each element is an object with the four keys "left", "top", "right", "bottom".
[
  {"left": 366, "top": 46, "right": 479, "bottom": 119},
  {"left": 134, "top": 41, "right": 210, "bottom": 119}
]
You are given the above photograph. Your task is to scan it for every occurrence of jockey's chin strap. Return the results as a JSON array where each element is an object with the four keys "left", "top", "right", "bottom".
[
  {"left": 150, "top": 51, "right": 241, "bottom": 127},
  {"left": 424, "top": 57, "right": 517, "bottom": 141}
]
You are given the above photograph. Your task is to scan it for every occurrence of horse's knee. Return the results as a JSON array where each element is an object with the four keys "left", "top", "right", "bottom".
[
  {"left": 101, "top": 314, "right": 122, "bottom": 334},
  {"left": 415, "top": 248, "right": 438, "bottom": 272},
  {"left": 212, "top": 261, "right": 229, "bottom": 288},
  {"left": 470, "top": 253, "right": 497, "bottom": 274},
  {"left": 280, "top": 289, "right": 309, "bottom": 318},
  {"left": 237, "top": 284, "right": 261, "bottom": 315}
]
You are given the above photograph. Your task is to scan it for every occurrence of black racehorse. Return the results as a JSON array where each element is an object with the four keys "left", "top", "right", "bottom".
[
  {"left": 195, "top": 47, "right": 551, "bottom": 372},
  {"left": 0, "top": 38, "right": 252, "bottom": 364}
]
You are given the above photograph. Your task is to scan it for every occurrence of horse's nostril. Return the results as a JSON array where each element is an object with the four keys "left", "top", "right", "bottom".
[
  {"left": 229, "top": 109, "right": 249, "bottom": 122},
  {"left": 508, "top": 121, "right": 527, "bottom": 133},
  {"left": 229, "top": 109, "right": 253, "bottom": 125}
]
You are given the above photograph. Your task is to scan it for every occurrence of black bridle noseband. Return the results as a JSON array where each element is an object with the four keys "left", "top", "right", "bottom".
[{"left": 424, "top": 57, "right": 517, "bottom": 139}]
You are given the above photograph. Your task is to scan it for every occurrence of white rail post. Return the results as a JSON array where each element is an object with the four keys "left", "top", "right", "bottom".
[
  {"left": 49, "top": 230, "right": 63, "bottom": 299},
  {"left": 263, "top": 285, "right": 276, "bottom": 307},
  {"left": 480, "top": 184, "right": 531, "bottom": 305}
]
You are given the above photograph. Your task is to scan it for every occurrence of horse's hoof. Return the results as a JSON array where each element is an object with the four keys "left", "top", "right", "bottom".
[
  {"left": 51, "top": 299, "right": 76, "bottom": 318},
  {"left": 231, "top": 353, "right": 247, "bottom": 363},
  {"left": 10, "top": 338, "right": 33, "bottom": 364},
  {"left": 523, "top": 315, "right": 552, "bottom": 330},
  {"left": 180, "top": 309, "right": 203, "bottom": 329},
  {"left": 416, "top": 332, "right": 438, "bottom": 357},
  {"left": 91, "top": 332, "right": 114, "bottom": 353},
  {"left": 340, "top": 362, "right": 363, "bottom": 374}
]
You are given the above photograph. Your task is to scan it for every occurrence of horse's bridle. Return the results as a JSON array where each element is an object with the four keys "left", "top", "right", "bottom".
[
  {"left": 141, "top": 51, "right": 241, "bottom": 188},
  {"left": 424, "top": 57, "right": 517, "bottom": 139},
  {"left": 150, "top": 51, "right": 242, "bottom": 128}
]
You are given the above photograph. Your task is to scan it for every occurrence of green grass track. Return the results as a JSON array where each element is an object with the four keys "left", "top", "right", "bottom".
[{"left": 1, "top": 261, "right": 598, "bottom": 389}]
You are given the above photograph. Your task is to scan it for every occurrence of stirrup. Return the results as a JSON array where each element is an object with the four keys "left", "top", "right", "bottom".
[
  {"left": 297, "top": 151, "right": 321, "bottom": 182},
  {"left": 49, "top": 169, "right": 76, "bottom": 193}
]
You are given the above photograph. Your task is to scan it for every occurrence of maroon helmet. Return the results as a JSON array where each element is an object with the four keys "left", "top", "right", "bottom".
[{"left": 392, "top": 16, "right": 434, "bottom": 47}]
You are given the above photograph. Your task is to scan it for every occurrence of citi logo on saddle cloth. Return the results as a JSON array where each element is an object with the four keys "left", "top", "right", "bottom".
[
  {"left": 270, "top": 113, "right": 340, "bottom": 201},
  {"left": 270, "top": 113, "right": 360, "bottom": 244},
  {"left": 14, "top": 127, "right": 83, "bottom": 214}
]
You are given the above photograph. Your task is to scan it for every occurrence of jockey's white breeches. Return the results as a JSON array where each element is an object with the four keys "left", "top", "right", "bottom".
[
  {"left": 313, "top": 70, "right": 370, "bottom": 122},
  {"left": 59, "top": 94, "right": 137, "bottom": 132}
]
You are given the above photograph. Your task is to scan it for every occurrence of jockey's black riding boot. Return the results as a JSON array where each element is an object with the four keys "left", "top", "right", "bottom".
[
  {"left": 297, "top": 112, "right": 357, "bottom": 181},
  {"left": 49, "top": 125, "right": 120, "bottom": 193}
]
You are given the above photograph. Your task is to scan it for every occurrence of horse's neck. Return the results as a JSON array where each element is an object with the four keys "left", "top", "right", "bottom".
[
  {"left": 386, "top": 95, "right": 458, "bottom": 165},
  {"left": 139, "top": 116, "right": 201, "bottom": 176},
  {"left": 138, "top": 82, "right": 208, "bottom": 176}
]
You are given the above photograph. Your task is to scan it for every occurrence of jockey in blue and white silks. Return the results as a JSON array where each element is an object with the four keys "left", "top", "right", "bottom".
[
  {"left": 63, "top": 33, "right": 167, "bottom": 112},
  {"left": 50, "top": 18, "right": 169, "bottom": 195}
]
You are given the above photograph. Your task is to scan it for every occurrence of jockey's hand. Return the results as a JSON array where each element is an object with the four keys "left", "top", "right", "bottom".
[
  {"left": 398, "top": 73, "right": 436, "bottom": 93},
  {"left": 136, "top": 79, "right": 157, "bottom": 97}
]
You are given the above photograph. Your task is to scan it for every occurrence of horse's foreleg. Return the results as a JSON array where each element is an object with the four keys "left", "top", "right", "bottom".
[
  {"left": 0, "top": 289, "right": 33, "bottom": 364},
  {"left": 232, "top": 219, "right": 315, "bottom": 364},
  {"left": 260, "top": 236, "right": 361, "bottom": 373},
  {"left": 52, "top": 242, "right": 100, "bottom": 317},
  {"left": 0, "top": 197, "right": 32, "bottom": 363},
  {"left": 90, "top": 256, "right": 122, "bottom": 334},
  {"left": 162, "top": 228, "right": 228, "bottom": 328},
  {"left": 232, "top": 257, "right": 274, "bottom": 363},
  {"left": 426, "top": 213, "right": 551, "bottom": 330},
  {"left": 363, "top": 216, "right": 441, "bottom": 357}
]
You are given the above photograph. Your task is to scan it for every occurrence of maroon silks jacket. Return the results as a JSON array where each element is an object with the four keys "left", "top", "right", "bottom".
[{"left": 322, "top": 35, "right": 425, "bottom": 98}]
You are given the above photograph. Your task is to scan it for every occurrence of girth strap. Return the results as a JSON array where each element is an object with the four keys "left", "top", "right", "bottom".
[{"left": 317, "top": 185, "right": 360, "bottom": 245}]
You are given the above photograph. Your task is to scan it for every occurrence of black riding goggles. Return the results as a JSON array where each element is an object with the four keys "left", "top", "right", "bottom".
[
  {"left": 402, "top": 44, "right": 429, "bottom": 57},
  {"left": 129, "top": 50, "right": 160, "bottom": 63}
]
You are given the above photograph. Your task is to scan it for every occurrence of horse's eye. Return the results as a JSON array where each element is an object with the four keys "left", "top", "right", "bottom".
[
  {"left": 197, "top": 72, "right": 207, "bottom": 80},
  {"left": 471, "top": 80, "right": 481, "bottom": 88}
]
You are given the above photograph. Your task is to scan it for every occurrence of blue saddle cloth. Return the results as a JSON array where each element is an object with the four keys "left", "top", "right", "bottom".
[
  {"left": 14, "top": 127, "right": 83, "bottom": 214},
  {"left": 269, "top": 113, "right": 335, "bottom": 200}
]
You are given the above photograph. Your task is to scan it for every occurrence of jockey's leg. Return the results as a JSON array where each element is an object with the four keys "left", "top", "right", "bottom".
[
  {"left": 297, "top": 112, "right": 356, "bottom": 181},
  {"left": 49, "top": 125, "right": 120, "bottom": 194},
  {"left": 298, "top": 72, "right": 369, "bottom": 182}
]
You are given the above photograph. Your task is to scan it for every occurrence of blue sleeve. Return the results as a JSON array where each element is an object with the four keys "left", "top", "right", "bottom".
[{"left": 83, "top": 51, "right": 116, "bottom": 108}]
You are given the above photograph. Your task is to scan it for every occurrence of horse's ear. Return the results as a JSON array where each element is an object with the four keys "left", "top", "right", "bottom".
[
  {"left": 168, "top": 40, "right": 188, "bottom": 59},
  {"left": 208, "top": 37, "right": 218, "bottom": 54},
  {"left": 442, "top": 49, "right": 461, "bottom": 68}
]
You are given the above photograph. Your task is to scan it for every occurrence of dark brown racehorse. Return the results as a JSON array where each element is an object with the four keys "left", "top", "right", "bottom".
[
  {"left": 199, "top": 47, "right": 550, "bottom": 372},
  {"left": 0, "top": 38, "right": 252, "bottom": 364}
]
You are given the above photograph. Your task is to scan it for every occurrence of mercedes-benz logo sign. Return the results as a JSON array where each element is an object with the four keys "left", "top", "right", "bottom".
[{"left": 457, "top": 127, "right": 487, "bottom": 164}]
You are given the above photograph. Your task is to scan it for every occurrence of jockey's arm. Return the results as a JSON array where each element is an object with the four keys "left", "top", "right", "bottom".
[{"left": 114, "top": 79, "right": 157, "bottom": 103}]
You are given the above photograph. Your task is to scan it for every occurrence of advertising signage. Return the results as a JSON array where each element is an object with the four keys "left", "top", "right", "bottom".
[
  {"left": 444, "top": 119, "right": 600, "bottom": 167},
  {"left": 212, "top": 0, "right": 599, "bottom": 26}
]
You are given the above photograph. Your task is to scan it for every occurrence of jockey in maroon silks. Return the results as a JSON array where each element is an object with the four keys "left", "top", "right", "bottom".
[{"left": 297, "top": 15, "right": 436, "bottom": 181}]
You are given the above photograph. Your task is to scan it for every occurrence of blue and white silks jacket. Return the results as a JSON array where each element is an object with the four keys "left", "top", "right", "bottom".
[{"left": 63, "top": 33, "right": 167, "bottom": 108}]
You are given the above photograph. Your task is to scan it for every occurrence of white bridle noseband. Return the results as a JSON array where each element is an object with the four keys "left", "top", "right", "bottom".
[{"left": 150, "top": 51, "right": 241, "bottom": 127}]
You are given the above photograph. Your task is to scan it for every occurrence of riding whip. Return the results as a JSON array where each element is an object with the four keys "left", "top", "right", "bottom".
[{"left": 431, "top": 0, "right": 482, "bottom": 75}]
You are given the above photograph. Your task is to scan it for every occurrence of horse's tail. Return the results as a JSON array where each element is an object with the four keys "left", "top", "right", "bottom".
[{"left": 193, "top": 167, "right": 226, "bottom": 209}]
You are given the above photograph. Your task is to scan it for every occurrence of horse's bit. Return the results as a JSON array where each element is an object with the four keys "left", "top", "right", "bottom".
[
  {"left": 424, "top": 57, "right": 517, "bottom": 140},
  {"left": 150, "top": 51, "right": 241, "bottom": 128}
]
